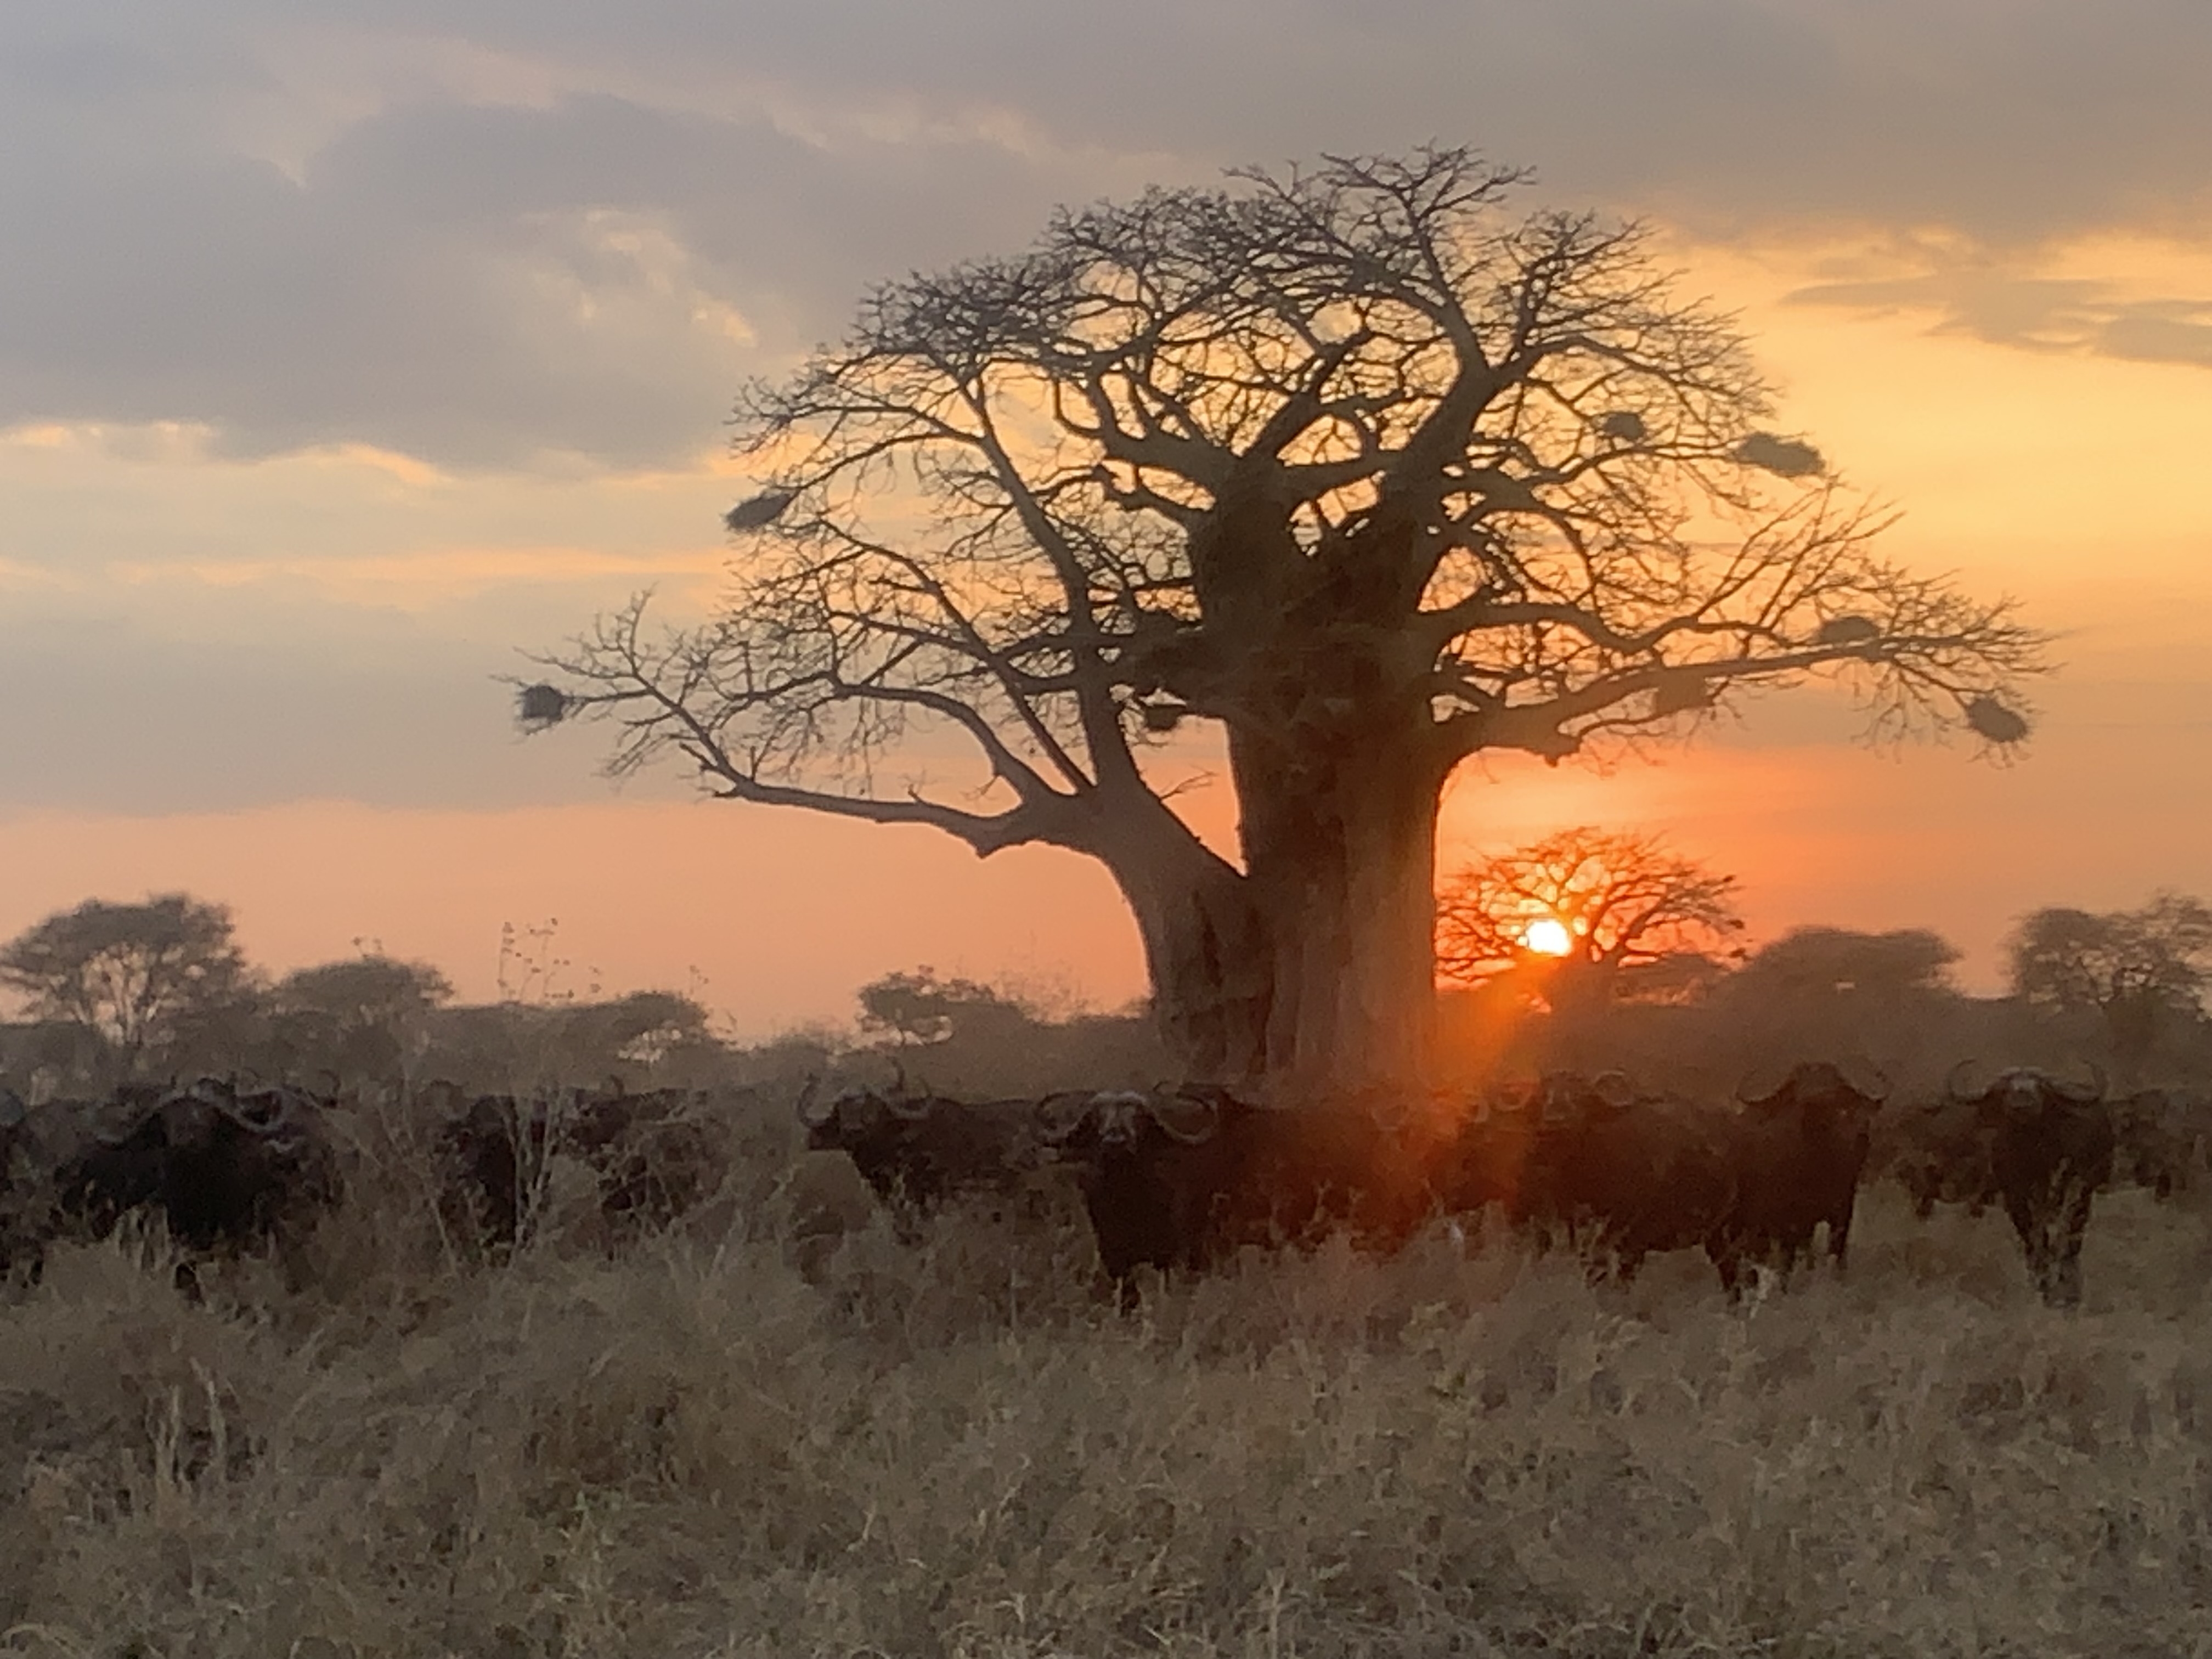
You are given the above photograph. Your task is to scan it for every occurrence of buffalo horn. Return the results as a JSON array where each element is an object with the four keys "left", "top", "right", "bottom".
[
  {"left": 1839, "top": 1056, "right": 1891, "bottom": 1103},
  {"left": 1590, "top": 1071, "right": 1638, "bottom": 1111},
  {"left": 1149, "top": 1089, "right": 1223, "bottom": 1144},
  {"left": 887, "top": 1086, "right": 935, "bottom": 1121},
  {"left": 1735, "top": 1063, "right": 1789, "bottom": 1109},
  {"left": 794, "top": 1076, "right": 838, "bottom": 1130},
  {"left": 2055, "top": 1060, "right": 2107, "bottom": 1104},
  {"left": 1945, "top": 1059, "right": 1987, "bottom": 1102}
]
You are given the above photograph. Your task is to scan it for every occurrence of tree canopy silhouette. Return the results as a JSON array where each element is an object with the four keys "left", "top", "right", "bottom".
[
  {"left": 532, "top": 148, "right": 2045, "bottom": 1093},
  {"left": 0, "top": 894, "right": 254, "bottom": 1068},
  {"left": 1435, "top": 827, "right": 1743, "bottom": 1003},
  {"left": 2009, "top": 894, "right": 2212, "bottom": 1070}
]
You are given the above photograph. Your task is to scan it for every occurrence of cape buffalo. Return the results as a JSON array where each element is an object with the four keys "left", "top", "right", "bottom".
[
  {"left": 798, "top": 1081, "right": 1045, "bottom": 1234},
  {"left": 1494, "top": 1071, "right": 1737, "bottom": 1284},
  {"left": 436, "top": 1082, "right": 725, "bottom": 1249},
  {"left": 2107, "top": 1087, "right": 2205, "bottom": 1200},
  {"left": 45, "top": 1077, "right": 340, "bottom": 1259},
  {"left": 1035, "top": 1086, "right": 1429, "bottom": 1297},
  {"left": 1717, "top": 1059, "right": 1887, "bottom": 1286},
  {"left": 1915, "top": 1063, "right": 2115, "bottom": 1307}
]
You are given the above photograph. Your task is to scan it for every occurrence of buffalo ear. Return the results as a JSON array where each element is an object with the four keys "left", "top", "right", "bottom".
[{"left": 1149, "top": 1090, "right": 1223, "bottom": 1144}]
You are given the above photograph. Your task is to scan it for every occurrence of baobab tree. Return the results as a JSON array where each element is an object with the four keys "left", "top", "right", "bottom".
[{"left": 528, "top": 148, "right": 2044, "bottom": 1096}]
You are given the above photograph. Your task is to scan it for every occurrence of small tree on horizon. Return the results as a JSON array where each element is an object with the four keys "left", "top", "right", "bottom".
[
  {"left": 1435, "top": 827, "right": 1745, "bottom": 1006},
  {"left": 2008, "top": 894, "right": 2212, "bottom": 1072},
  {"left": 529, "top": 146, "right": 2045, "bottom": 1095},
  {"left": 0, "top": 894, "right": 257, "bottom": 1071},
  {"left": 857, "top": 967, "right": 1034, "bottom": 1049}
]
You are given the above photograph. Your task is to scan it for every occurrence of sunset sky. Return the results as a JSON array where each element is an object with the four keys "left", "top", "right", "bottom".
[{"left": 4, "top": 2, "right": 2210, "bottom": 1034}]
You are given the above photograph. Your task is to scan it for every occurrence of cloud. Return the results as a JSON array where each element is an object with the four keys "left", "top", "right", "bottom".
[
  {"left": 0, "top": 44, "right": 1089, "bottom": 469},
  {"left": 4, "top": 3, "right": 2209, "bottom": 469},
  {"left": 1787, "top": 264, "right": 2212, "bottom": 374}
]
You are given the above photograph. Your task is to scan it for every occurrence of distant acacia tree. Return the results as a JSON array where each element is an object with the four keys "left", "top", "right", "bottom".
[
  {"left": 2009, "top": 895, "right": 2212, "bottom": 1068},
  {"left": 0, "top": 894, "right": 256, "bottom": 1069},
  {"left": 1731, "top": 927, "right": 1961, "bottom": 1003},
  {"left": 269, "top": 953, "right": 453, "bottom": 1081},
  {"left": 857, "top": 968, "right": 1031, "bottom": 1048},
  {"left": 531, "top": 148, "right": 2044, "bottom": 1093},
  {"left": 1435, "top": 827, "right": 1743, "bottom": 1004}
]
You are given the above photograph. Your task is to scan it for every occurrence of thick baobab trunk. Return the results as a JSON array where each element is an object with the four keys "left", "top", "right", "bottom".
[
  {"left": 1099, "top": 806, "right": 1276, "bottom": 1086},
  {"left": 1237, "top": 735, "right": 1442, "bottom": 1098},
  {"left": 1101, "top": 740, "right": 1443, "bottom": 1099}
]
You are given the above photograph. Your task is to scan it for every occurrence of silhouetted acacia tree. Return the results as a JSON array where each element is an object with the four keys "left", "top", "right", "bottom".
[
  {"left": 1731, "top": 926, "right": 1961, "bottom": 1002},
  {"left": 2009, "top": 895, "right": 2212, "bottom": 1070},
  {"left": 857, "top": 968, "right": 1031, "bottom": 1048},
  {"left": 1435, "top": 827, "right": 1742, "bottom": 1004},
  {"left": 0, "top": 894, "right": 256, "bottom": 1069},
  {"left": 270, "top": 954, "right": 453, "bottom": 1081},
  {"left": 532, "top": 148, "right": 2044, "bottom": 1093}
]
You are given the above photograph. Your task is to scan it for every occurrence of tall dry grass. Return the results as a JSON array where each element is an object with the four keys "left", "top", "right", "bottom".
[{"left": 2, "top": 1090, "right": 2209, "bottom": 1659}]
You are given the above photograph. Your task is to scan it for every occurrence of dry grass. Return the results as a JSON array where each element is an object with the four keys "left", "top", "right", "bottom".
[{"left": 2, "top": 1096, "right": 2210, "bottom": 1659}]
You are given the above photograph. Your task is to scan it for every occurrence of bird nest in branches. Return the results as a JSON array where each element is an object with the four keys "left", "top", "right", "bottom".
[
  {"left": 1733, "top": 432, "right": 1826, "bottom": 478},
  {"left": 1963, "top": 695, "right": 2030, "bottom": 745},
  {"left": 516, "top": 684, "right": 572, "bottom": 729}
]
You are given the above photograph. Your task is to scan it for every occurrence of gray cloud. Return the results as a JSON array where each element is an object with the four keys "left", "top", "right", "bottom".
[
  {"left": 4, "top": 2, "right": 2209, "bottom": 469},
  {"left": 1787, "top": 269, "right": 2212, "bottom": 373}
]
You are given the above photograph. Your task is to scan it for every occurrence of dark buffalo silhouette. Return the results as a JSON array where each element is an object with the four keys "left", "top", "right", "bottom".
[
  {"left": 1481, "top": 1071, "right": 1737, "bottom": 1284},
  {"left": 2107, "top": 1087, "right": 2205, "bottom": 1200},
  {"left": 1714, "top": 1059, "right": 1887, "bottom": 1289},
  {"left": 1037, "top": 1085, "right": 1452, "bottom": 1299},
  {"left": 33, "top": 1077, "right": 341, "bottom": 1263},
  {"left": 797, "top": 1081, "right": 1045, "bottom": 1234},
  {"left": 436, "top": 1082, "right": 725, "bottom": 1250},
  {"left": 1894, "top": 1063, "right": 2115, "bottom": 1307}
]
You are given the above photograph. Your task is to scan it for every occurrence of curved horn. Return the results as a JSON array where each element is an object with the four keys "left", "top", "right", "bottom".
[
  {"left": 887, "top": 1086, "right": 935, "bottom": 1121},
  {"left": 794, "top": 1076, "right": 837, "bottom": 1130},
  {"left": 1735, "top": 1063, "right": 1790, "bottom": 1109},
  {"left": 2055, "top": 1059, "right": 2107, "bottom": 1104},
  {"left": 1945, "top": 1059, "right": 1986, "bottom": 1102},
  {"left": 1839, "top": 1056, "right": 1891, "bottom": 1103},
  {"left": 1590, "top": 1071, "right": 1638, "bottom": 1111},
  {"left": 1148, "top": 1088, "right": 1222, "bottom": 1144}
]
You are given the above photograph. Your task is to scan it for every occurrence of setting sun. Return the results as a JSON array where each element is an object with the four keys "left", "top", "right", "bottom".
[{"left": 1521, "top": 917, "right": 1575, "bottom": 957}]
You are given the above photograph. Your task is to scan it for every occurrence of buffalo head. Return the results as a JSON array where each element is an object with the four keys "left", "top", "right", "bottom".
[
  {"left": 1524, "top": 1070, "right": 1636, "bottom": 1130},
  {"left": 1036, "top": 1087, "right": 1228, "bottom": 1154},
  {"left": 1947, "top": 1060, "right": 2105, "bottom": 1118},
  {"left": 1738, "top": 1058, "right": 1889, "bottom": 1119}
]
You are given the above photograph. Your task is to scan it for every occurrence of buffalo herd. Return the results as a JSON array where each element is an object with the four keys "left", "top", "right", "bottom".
[
  {"left": 0, "top": 1057, "right": 2200, "bottom": 1310},
  {"left": 809, "top": 1059, "right": 2196, "bottom": 1308}
]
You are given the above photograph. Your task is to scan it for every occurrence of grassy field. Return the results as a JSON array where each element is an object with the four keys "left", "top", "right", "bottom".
[{"left": 2, "top": 1090, "right": 2209, "bottom": 1659}]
